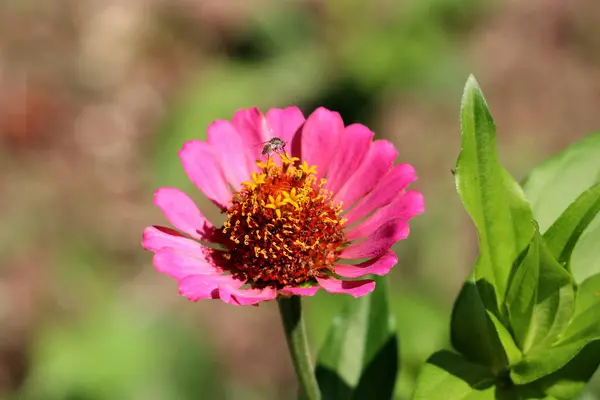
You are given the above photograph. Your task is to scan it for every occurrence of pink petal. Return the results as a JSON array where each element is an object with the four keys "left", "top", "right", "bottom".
[
  {"left": 207, "top": 120, "right": 252, "bottom": 190},
  {"left": 316, "top": 277, "right": 375, "bottom": 298},
  {"left": 153, "top": 248, "right": 223, "bottom": 280},
  {"left": 153, "top": 187, "right": 215, "bottom": 240},
  {"left": 325, "top": 124, "right": 373, "bottom": 194},
  {"left": 232, "top": 107, "right": 268, "bottom": 148},
  {"left": 265, "top": 106, "right": 305, "bottom": 146},
  {"left": 142, "top": 226, "right": 204, "bottom": 254},
  {"left": 219, "top": 285, "right": 278, "bottom": 305},
  {"left": 334, "top": 140, "right": 398, "bottom": 209},
  {"left": 179, "top": 140, "right": 231, "bottom": 210},
  {"left": 344, "top": 164, "right": 417, "bottom": 226},
  {"left": 178, "top": 274, "right": 244, "bottom": 302},
  {"left": 334, "top": 251, "right": 398, "bottom": 278},
  {"left": 298, "top": 107, "right": 344, "bottom": 180},
  {"left": 345, "top": 191, "right": 424, "bottom": 241},
  {"left": 278, "top": 286, "right": 321, "bottom": 297},
  {"left": 340, "top": 218, "right": 409, "bottom": 259}
]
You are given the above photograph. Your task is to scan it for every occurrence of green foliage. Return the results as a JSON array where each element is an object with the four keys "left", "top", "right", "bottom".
[
  {"left": 413, "top": 76, "right": 600, "bottom": 399},
  {"left": 19, "top": 297, "right": 225, "bottom": 400},
  {"left": 316, "top": 276, "right": 398, "bottom": 399},
  {"left": 413, "top": 351, "right": 495, "bottom": 400}
]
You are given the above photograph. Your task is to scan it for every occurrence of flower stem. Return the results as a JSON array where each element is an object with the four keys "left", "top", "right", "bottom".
[{"left": 277, "top": 296, "right": 321, "bottom": 400}]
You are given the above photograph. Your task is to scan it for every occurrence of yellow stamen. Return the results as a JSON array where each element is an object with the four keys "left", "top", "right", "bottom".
[
  {"left": 299, "top": 161, "right": 317, "bottom": 175},
  {"left": 281, "top": 152, "right": 300, "bottom": 165}
]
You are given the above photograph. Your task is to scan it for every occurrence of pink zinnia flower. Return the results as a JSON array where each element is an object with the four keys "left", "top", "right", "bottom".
[{"left": 142, "top": 107, "right": 424, "bottom": 305}]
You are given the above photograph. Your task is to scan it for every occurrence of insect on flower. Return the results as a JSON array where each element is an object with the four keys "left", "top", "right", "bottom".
[{"left": 260, "top": 137, "right": 286, "bottom": 157}]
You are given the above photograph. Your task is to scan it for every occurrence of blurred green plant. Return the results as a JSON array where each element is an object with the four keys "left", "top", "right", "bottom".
[{"left": 18, "top": 295, "right": 226, "bottom": 400}]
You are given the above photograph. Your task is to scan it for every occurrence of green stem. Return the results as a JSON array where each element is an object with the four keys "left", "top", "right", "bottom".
[{"left": 277, "top": 296, "right": 321, "bottom": 400}]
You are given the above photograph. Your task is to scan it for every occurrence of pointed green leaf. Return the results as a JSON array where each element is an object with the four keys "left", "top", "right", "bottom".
[
  {"left": 456, "top": 75, "right": 534, "bottom": 308},
  {"left": 505, "top": 232, "right": 574, "bottom": 353},
  {"left": 451, "top": 75, "right": 534, "bottom": 371},
  {"left": 316, "top": 276, "right": 397, "bottom": 400},
  {"left": 413, "top": 350, "right": 495, "bottom": 400}
]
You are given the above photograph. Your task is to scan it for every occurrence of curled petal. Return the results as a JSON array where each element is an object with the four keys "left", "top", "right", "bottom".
[
  {"left": 178, "top": 275, "right": 244, "bottom": 302},
  {"left": 278, "top": 286, "right": 321, "bottom": 297},
  {"left": 153, "top": 188, "right": 215, "bottom": 240},
  {"left": 179, "top": 140, "right": 231, "bottom": 210},
  {"left": 334, "top": 251, "right": 398, "bottom": 278},
  {"left": 219, "top": 285, "right": 278, "bottom": 305},
  {"left": 340, "top": 218, "right": 409, "bottom": 259},
  {"left": 316, "top": 277, "right": 375, "bottom": 298},
  {"left": 345, "top": 191, "right": 424, "bottom": 241}
]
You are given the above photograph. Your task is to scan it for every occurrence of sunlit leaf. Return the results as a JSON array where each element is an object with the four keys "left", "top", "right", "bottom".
[
  {"left": 527, "top": 341, "right": 600, "bottom": 400},
  {"left": 543, "top": 183, "right": 600, "bottom": 282},
  {"left": 451, "top": 75, "right": 534, "bottom": 371},
  {"left": 412, "top": 350, "right": 495, "bottom": 400},
  {"left": 523, "top": 132, "right": 600, "bottom": 283},
  {"left": 505, "top": 231, "right": 574, "bottom": 353},
  {"left": 454, "top": 74, "right": 534, "bottom": 307},
  {"left": 522, "top": 275, "right": 600, "bottom": 399}
]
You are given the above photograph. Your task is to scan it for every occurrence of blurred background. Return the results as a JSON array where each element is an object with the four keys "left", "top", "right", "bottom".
[{"left": 2, "top": 0, "right": 600, "bottom": 399}]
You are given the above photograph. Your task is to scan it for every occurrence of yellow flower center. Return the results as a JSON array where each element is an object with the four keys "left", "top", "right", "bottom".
[{"left": 221, "top": 153, "right": 348, "bottom": 288}]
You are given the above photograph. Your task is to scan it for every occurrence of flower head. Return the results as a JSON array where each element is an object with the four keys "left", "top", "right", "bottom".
[{"left": 142, "top": 107, "right": 424, "bottom": 305}]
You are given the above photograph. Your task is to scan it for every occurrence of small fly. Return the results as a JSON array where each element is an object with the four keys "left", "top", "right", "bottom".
[{"left": 260, "top": 137, "right": 286, "bottom": 157}]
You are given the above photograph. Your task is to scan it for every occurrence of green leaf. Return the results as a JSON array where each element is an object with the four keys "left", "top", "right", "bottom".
[
  {"left": 527, "top": 341, "right": 600, "bottom": 400},
  {"left": 543, "top": 183, "right": 600, "bottom": 279},
  {"left": 522, "top": 276, "right": 600, "bottom": 399},
  {"left": 522, "top": 132, "right": 600, "bottom": 233},
  {"left": 505, "top": 231, "right": 574, "bottom": 353},
  {"left": 451, "top": 75, "right": 534, "bottom": 371},
  {"left": 412, "top": 350, "right": 495, "bottom": 400},
  {"left": 522, "top": 132, "right": 600, "bottom": 284},
  {"left": 574, "top": 273, "right": 600, "bottom": 318},
  {"left": 511, "top": 277, "right": 600, "bottom": 386},
  {"left": 316, "top": 275, "right": 398, "bottom": 400},
  {"left": 559, "top": 302, "right": 600, "bottom": 345},
  {"left": 486, "top": 311, "right": 522, "bottom": 366},
  {"left": 451, "top": 276, "right": 508, "bottom": 373},
  {"left": 511, "top": 341, "right": 585, "bottom": 385},
  {"left": 570, "top": 215, "right": 600, "bottom": 284},
  {"left": 455, "top": 74, "right": 534, "bottom": 308}
]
